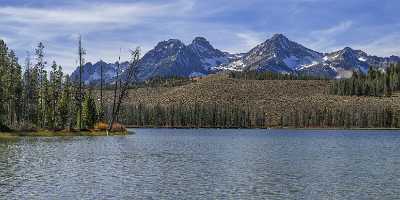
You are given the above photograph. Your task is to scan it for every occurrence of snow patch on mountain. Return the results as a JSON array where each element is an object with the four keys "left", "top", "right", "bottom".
[
  {"left": 72, "top": 34, "right": 400, "bottom": 83},
  {"left": 298, "top": 61, "right": 321, "bottom": 70},
  {"left": 202, "top": 57, "right": 229, "bottom": 70},
  {"left": 358, "top": 57, "right": 367, "bottom": 62},
  {"left": 215, "top": 59, "right": 245, "bottom": 71},
  {"left": 189, "top": 37, "right": 230, "bottom": 71},
  {"left": 215, "top": 34, "right": 400, "bottom": 78}
]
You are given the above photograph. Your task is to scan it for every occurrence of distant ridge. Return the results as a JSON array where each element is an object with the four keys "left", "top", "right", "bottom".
[{"left": 71, "top": 34, "right": 400, "bottom": 84}]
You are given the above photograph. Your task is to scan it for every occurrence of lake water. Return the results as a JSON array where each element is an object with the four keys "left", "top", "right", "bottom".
[{"left": 1, "top": 129, "right": 400, "bottom": 199}]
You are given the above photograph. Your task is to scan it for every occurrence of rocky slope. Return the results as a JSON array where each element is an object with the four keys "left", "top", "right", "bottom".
[
  {"left": 219, "top": 34, "right": 324, "bottom": 73},
  {"left": 72, "top": 34, "right": 400, "bottom": 83},
  {"left": 221, "top": 34, "right": 400, "bottom": 78},
  {"left": 96, "top": 74, "right": 400, "bottom": 126},
  {"left": 72, "top": 37, "right": 230, "bottom": 84}
]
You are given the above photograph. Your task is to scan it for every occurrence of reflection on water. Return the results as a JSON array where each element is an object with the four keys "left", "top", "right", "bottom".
[{"left": 1, "top": 129, "right": 400, "bottom": 199}]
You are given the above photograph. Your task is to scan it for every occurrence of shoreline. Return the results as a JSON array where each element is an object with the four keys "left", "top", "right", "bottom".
[
  {"left": 126, "top": 126, "right": 400, "bottom": 131},
  {"left": 0, "top": 130, "right": 130, "bottom": 140},
  {"left": 3, "top": 127, "right": 399, "bottom": 140}
]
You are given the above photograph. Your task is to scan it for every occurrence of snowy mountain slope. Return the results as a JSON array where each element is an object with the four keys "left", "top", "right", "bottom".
[
  {"left": 188, "top": 37, "right": 230, "bottom": 71},
  {"left": 70, "top": 60, "right": 128, "bottom": 85},
  {"left": 72, "top": 37, "right": 230, "bottom": 84},
  {"left": 218, "top": 34, "right": 324, "bottom": 73},
  {"left": 72, "top": 34, "right": 400, "bottom": 83},
  {"left": 218, "top": 34, "right": 400, "bottom": 78},
  {"left": 134, "top": 39, "right": 206, "bottom": 80}
]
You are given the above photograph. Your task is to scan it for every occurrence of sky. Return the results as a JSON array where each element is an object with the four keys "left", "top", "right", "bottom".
[{"left": 0, "top": 0, "right": 399, "bottom": 74}]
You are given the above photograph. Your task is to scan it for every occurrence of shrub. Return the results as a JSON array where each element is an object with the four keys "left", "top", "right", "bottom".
[
  {"left": 94, "top": 122, "right": 108, "bottom": 130},
  {"left": 94, "top": 122, "right": 126, "bottom": 131},
  {"left": 110, "top": 122, "right": 126, "bottom": 132}
]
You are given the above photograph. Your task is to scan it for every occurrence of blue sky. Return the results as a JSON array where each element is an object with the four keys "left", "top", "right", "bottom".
[{"left": 0, "top": 0, "right": 399, "bottom": 73}]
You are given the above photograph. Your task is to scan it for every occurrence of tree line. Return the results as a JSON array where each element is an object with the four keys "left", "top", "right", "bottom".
[
  {"left": 229, "top": 71, "right": 328, "bottom": 80},
  {"left": 133, "top": 76, "right": 194, "bottom": 88},
  {"left": 106, "top": 102, "right": 400, "bottom": 129},
  {"left": 0, "top": 39, "right": 139, "bottom": 132},
  {"left": 281, "top": 105, "right": 400, "bottom": 129},
  {"left": 117, "top": 103, "right": 266, "bottom": 128},
  {"left": 0, "top": 40, "right": 95, "bottom": 131},
  {"left": 331, "top": 63, "right": 400, "bottom": 97}
]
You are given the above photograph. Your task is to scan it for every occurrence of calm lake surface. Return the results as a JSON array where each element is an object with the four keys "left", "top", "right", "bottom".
[{"left": 1, "top": 129, "right": 400, "bottom": 199}]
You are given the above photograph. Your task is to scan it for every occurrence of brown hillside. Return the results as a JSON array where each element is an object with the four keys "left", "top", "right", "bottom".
[{"left": 98, "top": 74, "right": 400, "bottom": 125}]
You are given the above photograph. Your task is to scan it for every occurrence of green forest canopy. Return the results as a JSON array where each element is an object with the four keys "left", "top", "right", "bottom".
[{"left": 1, "top": 38, "right": 400, "bottom": 130}]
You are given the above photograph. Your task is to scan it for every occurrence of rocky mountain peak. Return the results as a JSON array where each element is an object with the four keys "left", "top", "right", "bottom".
[
  {"left": 234, "top": 34, "right": 323, "bottom": 72},
  {"left": 330, "top": 47, "right": 367, "bottom": 62},
  {"left": 339, "top": 47, "right": 358, "bottom": 59},
  {"left": 71, "top": 35, "right": 400, "bottom": 83},
  {"left": 190, "top": 36, "right": 215, "bottom": 53},
  {"left": 268, "top": 34, "right": 291, "bottom": 49},
  {"left": 271, "top": 33, "right": 288, "bottom": 39},
  {"left": 270, "top": 33, "right": 289, "bottom": 42},
  {"left": 154, "top": 39, "right": 185, "bottom": 51},
  {"left": 189, "top": 37, "right": 229, "bottom": 70},
  {"left": 192, "top": 37, "right": 211, "bottom": 46},
  {"left": 342, "top": 47, "right": 354, "bottom": 51}
]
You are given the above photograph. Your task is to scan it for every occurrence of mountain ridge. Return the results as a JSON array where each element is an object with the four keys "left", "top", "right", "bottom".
[{"left": 71, "top": 34, "right": 400, "bottom": 84}]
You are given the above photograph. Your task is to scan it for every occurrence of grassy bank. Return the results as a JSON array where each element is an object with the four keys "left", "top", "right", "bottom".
[
  {"left": 0, "top": 129, "right": 130, "bottom": 140},
  {"left": 288, "top": 127, "right": 400, "bottom": 131},
  {"left": 127, "top": 126, "right": 400, "bottom": 130}
]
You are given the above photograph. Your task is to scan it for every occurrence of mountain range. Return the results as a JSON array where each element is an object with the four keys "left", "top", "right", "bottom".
[{"left": 71, "top": 34, "right": 400, "bottom": 84}]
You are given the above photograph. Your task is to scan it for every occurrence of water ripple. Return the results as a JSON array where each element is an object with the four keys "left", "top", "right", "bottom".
[{"left": 1, "top": 129, "right": 400, "bottom": 199}]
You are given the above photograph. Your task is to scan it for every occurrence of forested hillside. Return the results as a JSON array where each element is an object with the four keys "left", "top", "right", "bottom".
[
  {"left": 97, "top": 74, "right": 400, "bottom": 129},
  {"left": 331, "top": 63, "right": 400, "bottom": 97}
]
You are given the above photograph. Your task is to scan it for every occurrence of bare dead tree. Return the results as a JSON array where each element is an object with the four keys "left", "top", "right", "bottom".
[
  {"left": 100, "top": 61, "right": 104, "bottom": 118},
  {"left": 77, "top": 35, "right": 86, "bottom": 130},
  {"left": 110, "top": 53, "right": 121, "bottom": 131},
  {"left": 108, "top": 48, "right": 140, "bottom": 132}
]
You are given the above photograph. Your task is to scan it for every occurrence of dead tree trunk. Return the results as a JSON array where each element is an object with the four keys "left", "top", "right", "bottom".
[
  {"left": 100, "top": 61, "right": 104, "bottom": 120},
  {"left": 78, "top": 36, "right": 86, "bottom": 130},
  {"left": 108, "top": 48, "right": 140, "bottom": 131}
]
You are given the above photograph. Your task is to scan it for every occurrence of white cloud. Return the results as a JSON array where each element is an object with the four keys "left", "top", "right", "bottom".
[
  {"left": 0, "top": 0, "right": 269, "bottom": 74},
  {"left": 353, "top": 34, "right": 400, "bottom": 57},
  {"left": 314, "top": 21, "right": 353, "bottom": 35},
  {"left": 303, "top": 21, "right": 400, "bottom": 57},
  {"left": 3, "top": 0, "right": 398, "bottom": 75},
  {"left": 305, "top": 20, "right": 353, "bottom": 52},
  {"left": 0, "top": 1, "right": 196, "bottom": 73},
  {"left": 0, "top": 2, "right": 186, "bottom": 25},
  {"left": 236, "top": 32, "right": 265, "bottom": 51}
]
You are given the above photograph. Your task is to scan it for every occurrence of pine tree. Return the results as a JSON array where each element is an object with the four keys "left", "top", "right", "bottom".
[
  {"left": 42, "top": 75, "right": 52, "bottom": 128},
  {"left": 35, "top": 42, "right": 47, "bottom": 128},
  {"left": 24, "top": 52, "right": 40, "bottom": 126},
  {"left": 49, "top": 61, "right": 63, "bottom": 128},
  {"left": 82, "top": 92, "right": 98, "bottom": 129},
  {"left": 59, "top": 75, "right": 73, "bottom": 129},
  {"left": 8, "top": 50, "right": 23, "bottom": 126},
  {"left": 0, "top": 40, "right": 9, "bottom": 128}
]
